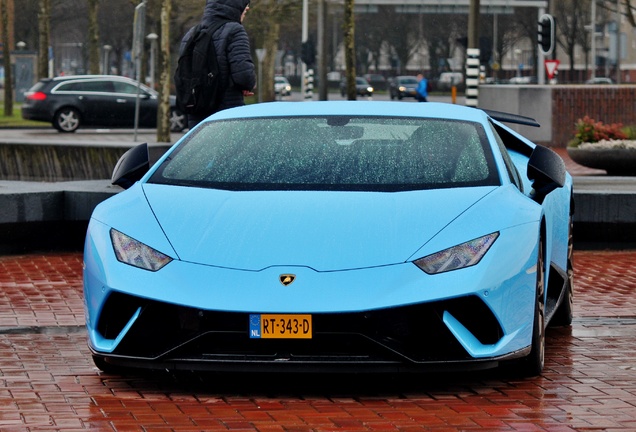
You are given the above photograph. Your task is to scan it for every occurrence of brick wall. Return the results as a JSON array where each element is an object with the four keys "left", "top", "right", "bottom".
[
  {"left": 480, "top": 85, "right": 636, "bottom": 147},
  {"left": 552, "top": 86, "right": 636, "bottom": 147}
]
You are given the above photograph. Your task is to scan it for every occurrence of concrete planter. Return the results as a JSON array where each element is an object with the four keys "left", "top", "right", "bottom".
[{"left": 567, "top": 147, "right": 636, "bottom": 176}]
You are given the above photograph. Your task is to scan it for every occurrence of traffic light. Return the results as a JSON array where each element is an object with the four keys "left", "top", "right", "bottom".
[
  {"left": 538, "top": 14, "right": 555, "bottom": 55},
  {"left": 301, "top": 40, "right": 315, "bottom": 67}
]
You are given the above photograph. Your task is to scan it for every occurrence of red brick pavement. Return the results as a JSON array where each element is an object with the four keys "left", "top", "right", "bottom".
[{"left": 0, "top": 250, "right": 635, "bottom": 431}]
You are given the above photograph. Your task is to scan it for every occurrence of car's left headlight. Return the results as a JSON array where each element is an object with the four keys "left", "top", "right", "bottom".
[
  {"left": 110, "top": 229, "right": 173, "bottom": 271},
  {"left": 413, "top": 232, "right": 499, "bottom": 275}
]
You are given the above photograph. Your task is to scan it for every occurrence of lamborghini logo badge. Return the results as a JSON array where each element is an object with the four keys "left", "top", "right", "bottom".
[{"left": 279, "top": 274, "right": 296, "bottom": 286}]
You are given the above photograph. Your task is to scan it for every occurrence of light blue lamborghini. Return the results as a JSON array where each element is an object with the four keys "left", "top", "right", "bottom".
[{"left": 83, "top": 101, "right": 573, "bottom": 376}]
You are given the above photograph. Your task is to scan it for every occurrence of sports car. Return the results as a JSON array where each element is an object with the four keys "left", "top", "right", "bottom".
[{"left": 83, "top": 101, "right": 574, "bottom": 377}]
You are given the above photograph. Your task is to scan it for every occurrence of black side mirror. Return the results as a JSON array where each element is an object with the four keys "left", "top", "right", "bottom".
[
  {"left": 111, "top": 143, "right": 150, "bottom": 189},
  {"left": 527, "top": 145, "right": 566, "bottom": 204}
]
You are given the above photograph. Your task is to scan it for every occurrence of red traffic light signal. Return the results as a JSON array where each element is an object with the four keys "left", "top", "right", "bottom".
[{"left": 538, "top": 14, "right": 555, "bottom": 55}]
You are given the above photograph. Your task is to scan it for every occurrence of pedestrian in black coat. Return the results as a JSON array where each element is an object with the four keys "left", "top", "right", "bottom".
[{"left": 180, "top": 0, "right": 256, "bottom": 128}]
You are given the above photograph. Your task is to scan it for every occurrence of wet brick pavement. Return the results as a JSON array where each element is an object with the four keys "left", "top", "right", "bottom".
[{"left": 0, "top": 250, "right": 635, "bottom": 431}]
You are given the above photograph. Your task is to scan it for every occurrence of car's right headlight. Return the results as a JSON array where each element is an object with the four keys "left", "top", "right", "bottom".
[
  {"left": 110, "top": 229, "right": 172, "bottom": 271},
  {"left": 413, "top": 232, "right": 499, "bottom": 275}
]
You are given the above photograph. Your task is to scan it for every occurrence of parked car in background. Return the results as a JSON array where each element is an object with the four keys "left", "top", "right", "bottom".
[
  {"left": 21, "top": 75, "right": 186, "bottom": 133},
  {"left": 585, "top": 77, "right": 614, "bottom": 84},
  {"left": 508, "top": 76, "right": 538, "bottom": 85},
  {"left": 389, "top": 75, "right": 418, "bottom": 99},
  {"left": 363, "top": 73, "right": 387, "bottom": 91},
  {"left": 274, "top": 76, "right": 292, "bottom": 96},
  {"left": 340, "top": 77, "right": 374, "bottom": 97}
]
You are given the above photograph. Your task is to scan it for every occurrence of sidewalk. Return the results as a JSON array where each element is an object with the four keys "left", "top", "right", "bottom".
[{"left": 1, "top": 250, "right": 635, "bottom": 431}]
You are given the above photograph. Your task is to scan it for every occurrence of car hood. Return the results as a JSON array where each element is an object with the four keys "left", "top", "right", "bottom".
[{"left": 140, "top": 184, "right": 497, "bottom": 271}]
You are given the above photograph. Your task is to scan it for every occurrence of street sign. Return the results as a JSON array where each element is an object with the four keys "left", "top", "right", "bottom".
[{"left": 545, "top": 59, "right": 560, "bottom": 80}]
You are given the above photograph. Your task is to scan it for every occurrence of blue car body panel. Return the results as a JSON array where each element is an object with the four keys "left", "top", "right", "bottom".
[{"left": 83, "top": 101, "right": 573, "bottom": 373}]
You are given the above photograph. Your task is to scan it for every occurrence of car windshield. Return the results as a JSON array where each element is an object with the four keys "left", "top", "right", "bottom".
[
  {"left": 149, "top": 116, "right": 498, "bottom": 192},
  {"left": 399, "top": 78, "right": 418, "bottom": 85}
]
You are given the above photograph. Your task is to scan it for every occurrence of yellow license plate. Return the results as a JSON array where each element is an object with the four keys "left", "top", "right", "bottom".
[{"left": 249, "top": 314, "right": 312, "bottom": 339}]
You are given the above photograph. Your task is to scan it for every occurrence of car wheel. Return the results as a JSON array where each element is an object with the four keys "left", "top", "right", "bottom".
[
  {"left": 551, "top": 208, "right": 574, "bottom": 327},
  {"left": 169, "top": 108, "right": 186, "bottom": 132},
  {"left": 398, "top": 93, "right": 403, "bottom": 100},
  {"left": 506, "top": 237, "right": 546, "bottom": 377},
  {"left": 53, "top": 107, "right": 80, "bottom": 133}
]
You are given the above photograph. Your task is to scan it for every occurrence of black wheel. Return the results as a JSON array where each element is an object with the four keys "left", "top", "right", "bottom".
[
  {"left": 552, "top": 209, "right": 574, "bottom": 326},
  {"left": 508, "top": 237, "right": 546, "bottom": 377},
  {"left": 397, "top": 93, "right": 403, "bottom": 100},
  {"left": 169, "top": 108, "right": 187, "bottom": 132},
  {"left": 53, "top": 107, "right": 80, "bottom": 132}
]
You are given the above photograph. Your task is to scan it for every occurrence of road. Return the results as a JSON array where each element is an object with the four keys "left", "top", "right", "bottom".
[{"left": 1, "top": 249, "right": 635, "bottom": 431}]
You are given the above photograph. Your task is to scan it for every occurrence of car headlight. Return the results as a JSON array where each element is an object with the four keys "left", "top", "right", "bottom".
[
  {"left": 413, "top": 232, "right": 499, "bottom": 275},
  {"left": 110, "top": 229, "right": 172, "bottom": 271}
]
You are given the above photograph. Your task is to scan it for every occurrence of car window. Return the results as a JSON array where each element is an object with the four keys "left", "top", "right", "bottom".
[
  {"left": 399, "top": 78, "right": 418, "bottom": 85},
  {"left": 150, "top": 117, "right": 499, "bottom": 192},
  {"left": 112, "top": 81, "right": 141, "bottom": 94},
  {"left": 58, "top": 80, "right": 115, "bottom": 93}
]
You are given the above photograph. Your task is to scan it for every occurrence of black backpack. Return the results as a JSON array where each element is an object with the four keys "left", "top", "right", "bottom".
[{"left": 174, "top": 21, "right": 227, "bottom": 116}]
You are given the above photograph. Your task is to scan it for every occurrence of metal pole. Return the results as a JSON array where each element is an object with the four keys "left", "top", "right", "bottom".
[
  {"left": 318, "top": 0, "right": 328, "bottom": 100},
  {"left": 465, "top": 0, "right": 480, "bottom": 107},
  {"left": 615, "top": 0, "right": 621, "bottom": 84},
  {"left": 301, "top": 0, "right": 308, "bottom": 99},
  {"left": 591, "top": 0, "right": 596, "bottom": 79},
  {"left": 537, "top": 7, "right": 545, "bottom": 84},
  {"left": 467, "top": 0, "right": 479, "bottom": 49},
  {"left": 146, "top": 33, "right": 158, "bottom": 89},
  {"left": 133, "top": 0, "right": 146, "bottom": 142}
]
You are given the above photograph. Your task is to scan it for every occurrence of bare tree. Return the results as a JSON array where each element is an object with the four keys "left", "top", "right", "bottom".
[
  {"left": 355, "top": 11, "right": 384, "bottom": 74},
  {"left": 88, "top": 0, "right": 100, "bottom": 74},
  {"left": 555, "top": 0, "right": 590, "bottom": 82},
  {"left": 421, "top": 14, "right": 467, "bottom": 78},
  {"left": 343, "top": 0, "right": 356, "bottom": 100},
  {"left": 14, "top": 0, "right": 39, "bottom": 49},
  {"left": 2, "top": 0, "right": 13, "bottom": 115},
  {"left": 381, "top": 6, "right": 419, "bottom": 74},
  {"left": 38, "top": 0, "right": 50, "bottom": 79},
  {"left": 157, "top": 0, "right": 171, "bottom": 142},
  {"left": 246, "top": 0, "right": 299, "bottom": 102}
]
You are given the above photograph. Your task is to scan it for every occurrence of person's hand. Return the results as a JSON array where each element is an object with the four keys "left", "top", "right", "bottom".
[{"left": 243, "top": 90, "right": 255, "bottom": 97}]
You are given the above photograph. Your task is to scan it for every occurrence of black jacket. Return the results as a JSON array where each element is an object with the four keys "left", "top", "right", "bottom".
[{"left": 181, "top": 0, "right": 256, "bottom": 122}]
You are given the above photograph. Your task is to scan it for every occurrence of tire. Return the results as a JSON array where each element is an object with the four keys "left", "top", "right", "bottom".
[
  {"left": 508, "top": 237, "right": 546, "bottom": 377},
  {"left": 169, "top": 108, "right": 186, "bottom": 132},
  {"left": 53, "top": 107, "right": 81, "bottom": 132},
  {"left": 551, "top": 210, "right": 574, "bottom": 327}
]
